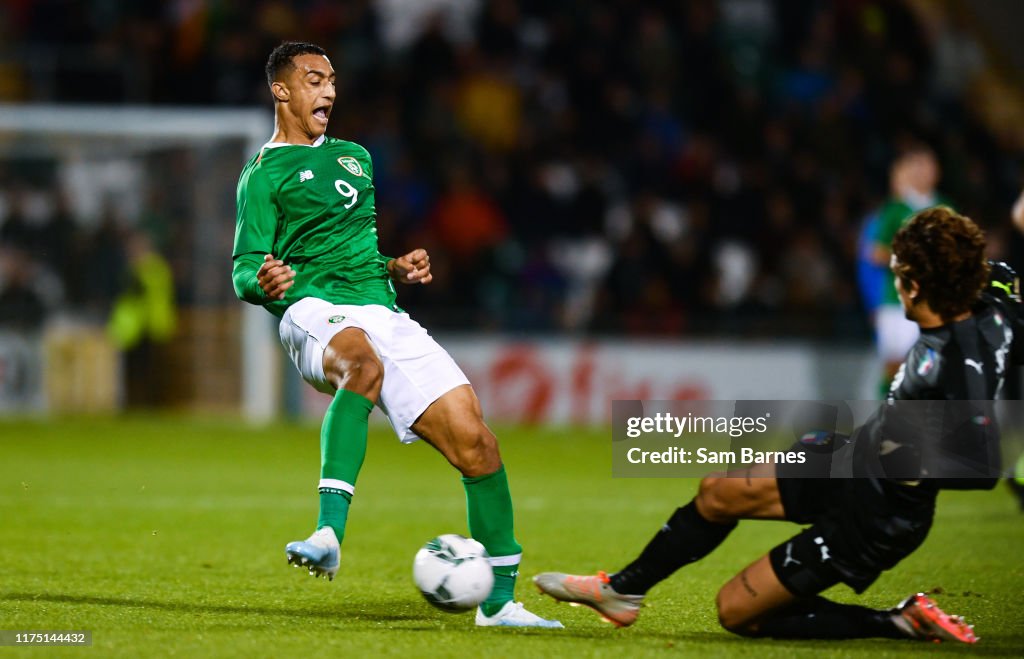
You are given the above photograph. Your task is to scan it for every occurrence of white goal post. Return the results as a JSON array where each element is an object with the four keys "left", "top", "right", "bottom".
[{"left": 0, "top": 103, "right": 277, "bottom": 421}]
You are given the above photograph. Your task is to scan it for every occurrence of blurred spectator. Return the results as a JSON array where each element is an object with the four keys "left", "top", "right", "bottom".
[
  {"left": 107, "top": 229, "right": 177, "bottom": 408},
  {"left": 0, "top": 249, "right": 48, "bottom": 332},
  {"left": 454, "top": 50, "right": 522, "bottom": 152},
  {"left": 426, "top": 162, "right": 508, "bottom": 267},
  {"left": 0, "top": 187, "right": 46, "bottom": 257},
  {"left": 38, "top": 192, "right": 79, "bottom": 297},
  {"left": 81, "top": 205, "right": 129, "bottom": 316}
]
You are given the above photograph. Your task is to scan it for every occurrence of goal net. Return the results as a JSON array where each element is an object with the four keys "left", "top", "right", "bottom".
[{"left": 0, "top": 104, "right": 279, "bottom": 420}]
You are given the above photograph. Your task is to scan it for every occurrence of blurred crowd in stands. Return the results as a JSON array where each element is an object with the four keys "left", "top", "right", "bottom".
[{"left": 0, "top": 0, "right": 1022, "bottom": 338}]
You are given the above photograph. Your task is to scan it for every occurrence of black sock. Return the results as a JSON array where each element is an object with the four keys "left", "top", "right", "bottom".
[
  {"left": 610, "top": 501, "right": 736, "bottom": 595},
  {"left": 755, "top": 597, "right": 904, "bottom": 639}
]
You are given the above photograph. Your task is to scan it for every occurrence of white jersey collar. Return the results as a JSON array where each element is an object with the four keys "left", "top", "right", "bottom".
[{"left": 262, "top": 135, "right": 326, "bottom": 150}]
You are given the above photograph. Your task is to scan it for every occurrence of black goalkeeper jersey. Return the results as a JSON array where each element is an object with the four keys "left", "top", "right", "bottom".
[
  {"left": 888, "top": 301, "right": 1016, "bottom": 403},
  {"left": 871, "top": 272, "right": 1024, "bottom": 489}
]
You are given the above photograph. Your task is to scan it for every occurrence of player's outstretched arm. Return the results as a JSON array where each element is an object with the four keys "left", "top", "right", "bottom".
[{"left": 387, "top": 248, "right": 432, "bottom": 285}]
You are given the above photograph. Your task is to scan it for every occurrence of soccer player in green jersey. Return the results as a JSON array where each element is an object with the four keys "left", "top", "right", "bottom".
[
  {"left": 232, "top": 42, "right": 561, "bottom": 628},
  {"left": 870, "top": 147, "right": 944, "bottom": 385}
]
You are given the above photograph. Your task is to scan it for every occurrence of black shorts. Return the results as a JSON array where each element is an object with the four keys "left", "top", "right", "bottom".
[{"left": 770, "top": 477, "right": 936, "bottom": 596}]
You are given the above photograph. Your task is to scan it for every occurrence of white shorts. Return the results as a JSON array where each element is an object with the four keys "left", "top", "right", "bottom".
[
  {"left": 278, "top": 298, "right": 470, "bottom": 443},
  {"left": 875, "top": 304, "right": 919, "bottom": 362}
]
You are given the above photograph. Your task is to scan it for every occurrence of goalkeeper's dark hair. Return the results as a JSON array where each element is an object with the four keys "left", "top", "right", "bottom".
[
  {"left": 266, "top": 41, "right": 327, "bottom": 87},
  {"left": 892, "top": 206, "right": 989, "bottom": 321}
]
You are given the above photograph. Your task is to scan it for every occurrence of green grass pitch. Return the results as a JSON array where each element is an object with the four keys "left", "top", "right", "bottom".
[{"left": 1, "top": 416, "right": 1022, "bottom": 657}]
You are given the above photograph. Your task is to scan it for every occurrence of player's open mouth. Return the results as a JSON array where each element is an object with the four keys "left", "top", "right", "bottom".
[{"left": 313, "top": 106, "right": 330, "bottom": 123}]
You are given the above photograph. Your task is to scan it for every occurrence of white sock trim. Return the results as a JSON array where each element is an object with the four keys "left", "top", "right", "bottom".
[
  {"left": 319, "top": 478, "right": 355, "bottom": 495},
  {"left": 487, "top": 553, "right": 522, "bottom": 567}
]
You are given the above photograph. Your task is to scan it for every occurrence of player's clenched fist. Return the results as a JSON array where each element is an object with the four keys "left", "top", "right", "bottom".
[
  {"left": 388, "top": 248, "right": 432, "bottom": 285},
  {"left": 257, "top": 253, "right": 296, "bottom": 300}
]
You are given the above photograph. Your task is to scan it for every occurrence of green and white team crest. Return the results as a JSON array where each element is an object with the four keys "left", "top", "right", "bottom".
[
  {"left": 328, "top": 315, "right": 346, "bottom": 324},
  {"left": 338, "top": 156, "right": 365, "bottom": 178}
]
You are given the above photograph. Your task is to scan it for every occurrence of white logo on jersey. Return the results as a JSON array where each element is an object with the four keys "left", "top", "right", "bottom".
[
  {"left": 782, "top": 542, "right": 801, "bottom": 567},
  {"left": 338, "top": 156, "right": 365, "bottom": 177},
  {"left": 995, "top": 324, "right": 1012, "bottom": 398},
  {"left": 879, "top": 439, "right": 903, "bottom": 455},
  {"left": 299, "top": 169, "right": 315, "bottom": 182},
  {"left": 965, "top": 358, "right": 984, "bottom": 374},
  {"left": 814, "top": 536, "right": 831, "bottom": 562}
]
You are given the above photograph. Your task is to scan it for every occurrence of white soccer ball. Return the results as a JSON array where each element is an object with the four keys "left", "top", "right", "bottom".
[{"left": 413, "top": 534, "right": 494, "bottom": 612}]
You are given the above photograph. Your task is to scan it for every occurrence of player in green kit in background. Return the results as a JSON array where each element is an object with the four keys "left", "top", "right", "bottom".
[
  {"left": 870, "top": 147, "right": 945, "bottom": 389},
  {"left": 232, "top": 42, "right": 561, "bottom": 628}
]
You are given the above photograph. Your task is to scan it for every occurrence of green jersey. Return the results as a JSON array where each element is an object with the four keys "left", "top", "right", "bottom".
[
  {"left": 874, "top": 195, "right": 948, "bottom": 305},
  {"left": 232, "top": 136, "right": 397, "bottom": 318}
]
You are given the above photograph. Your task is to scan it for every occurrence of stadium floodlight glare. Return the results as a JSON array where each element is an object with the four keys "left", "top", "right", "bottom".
[{"left": 0, "top": 103, "right": 277, "bottom": 421}]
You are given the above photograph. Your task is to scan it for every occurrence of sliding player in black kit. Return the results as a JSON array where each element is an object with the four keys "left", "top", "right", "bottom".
[{"left": 537, "top": 207, "right": 1015, "bottom": 644}]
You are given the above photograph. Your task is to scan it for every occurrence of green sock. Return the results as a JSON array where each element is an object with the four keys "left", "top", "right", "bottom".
[
  {"left": 463, "top": 464, "right": 522, "bottom": 616},
  {"left": 316, "top": 389, "right": 373, "bottom": 541},
  {"left": 318, "top": 489, "right": 352, "bottom": 539}
]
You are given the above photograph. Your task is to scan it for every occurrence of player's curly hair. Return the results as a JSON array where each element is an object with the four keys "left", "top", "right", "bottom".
[
  {"left": 891, "top": 206, "right": 989, "bottom": 321},
  {"left": 266, "top": 41, "right": 327, "bottom": 87}
]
